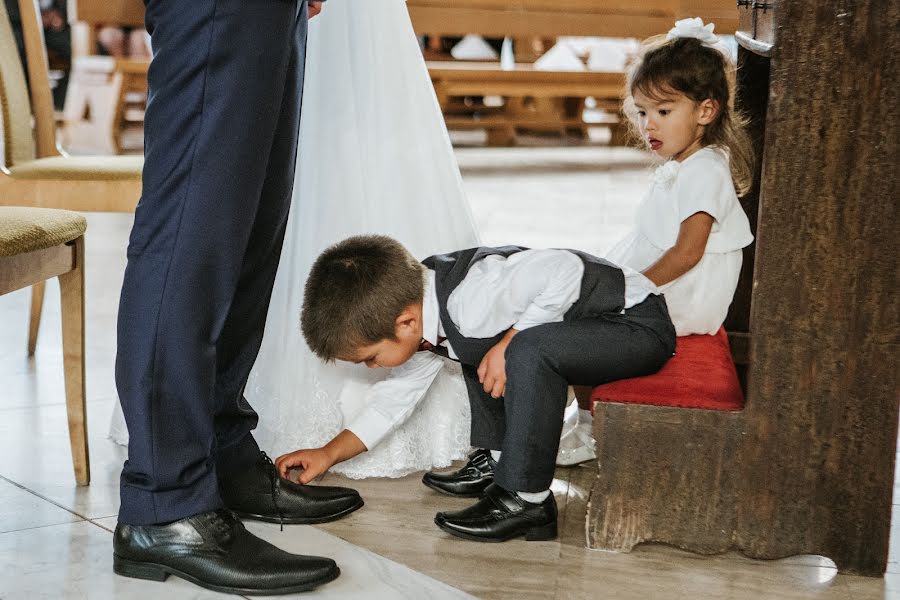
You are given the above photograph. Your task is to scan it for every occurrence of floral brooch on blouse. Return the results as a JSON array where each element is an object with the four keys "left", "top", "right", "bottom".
[{"left": 652, "top": 160, "right": 680, "bottom": 189}]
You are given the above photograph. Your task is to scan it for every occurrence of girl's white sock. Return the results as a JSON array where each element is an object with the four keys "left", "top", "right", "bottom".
[
  {"left": 577, "top": 408, "right": 593, "bottom": 425},
  {"left": 490, "top": 450, "right": 502, "bottom": 462}
]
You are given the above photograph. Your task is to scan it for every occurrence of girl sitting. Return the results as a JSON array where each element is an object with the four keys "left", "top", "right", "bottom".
[{"left": 559, "top": 18, "right": 755, "bottom": 466}]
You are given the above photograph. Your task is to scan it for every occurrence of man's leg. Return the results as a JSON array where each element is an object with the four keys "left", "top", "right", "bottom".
[
  {"left": 495, "top": 296, "right": 675, "bottom": 493},
  {"left": 211, "top": 1, "right": 308, "bottom": 477},
  {"left": 116, "top": 0, "right": 305, "bottom": 526}
]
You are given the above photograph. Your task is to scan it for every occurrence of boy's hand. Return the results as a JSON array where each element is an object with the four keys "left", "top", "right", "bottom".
[
  {"left": 275, "top": 448, "right": 335, "bottom": 484},
  {"left": 309, "top": 1, "right": 323, "bottom": 18},
  {"left": 477, "top": 328, "right": 518, "bottom": 399}
]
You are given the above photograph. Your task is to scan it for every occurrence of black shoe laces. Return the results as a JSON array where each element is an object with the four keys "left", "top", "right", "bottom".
[
  {"left": 260, "top": 452, "right": 285, "bottom": 531},
  {"left": 204, "top": 510, "right": 235, "bottom": 545}
]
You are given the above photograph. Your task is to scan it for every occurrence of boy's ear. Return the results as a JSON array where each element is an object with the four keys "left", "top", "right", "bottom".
[
  {"left": 697, "top": 98, "right": 720, "bottom": 126},
  {"left": 395, "top": 306, "right": 419, "bottom": 335}
]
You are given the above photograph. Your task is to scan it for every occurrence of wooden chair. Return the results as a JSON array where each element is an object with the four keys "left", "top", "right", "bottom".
[
  {"left": 427, "top": 62, "right": 626, "bottom": 146},
  {"left": 61, "top": 55, "right": 149, "bottom": 155},
  {"left": 585, "top": 1, "right": 898, "bottom": 577},
  {"left": 0, "top": 207, "right": 89, "bottom": 485},
  {"left": 1, "top": 0, "right": 143, "bottom": 353},
  {"left": 0, "top": 0, "right": 143, "bottom": 212},
  {"left": 65, "top": 0, "right": 150, "bottom": 155},
  {"left": 69, "top": 0, "right": 145, "bottom": 53}
]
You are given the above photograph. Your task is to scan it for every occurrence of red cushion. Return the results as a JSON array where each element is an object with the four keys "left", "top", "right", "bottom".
[{"left": 591, "top": 327, "right": 744, "bottom": 411}]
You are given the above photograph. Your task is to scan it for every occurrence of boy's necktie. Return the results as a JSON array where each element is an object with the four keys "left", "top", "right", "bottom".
[{"left": 419, "top": 337, "right": 447, "bottom": 352}]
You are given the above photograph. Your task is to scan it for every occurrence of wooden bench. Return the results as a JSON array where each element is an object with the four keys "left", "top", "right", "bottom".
[
  {"left": 408, "top": 0, "right": 738, "bottom": 145},
  {"left": 428, "top": 62, "right": 625, "bottom": 145},
  {"left": 584, "top": 0, "right": 899, "bottom": 577},
  {"left": 592, "top": 328, "right": 744, "bottom": 412},
  {"left": 588, "top": 328, "right": 746, "bottom": 555},
  {"left": 408, "top": 1, "right": 737, "bottom": 41}
]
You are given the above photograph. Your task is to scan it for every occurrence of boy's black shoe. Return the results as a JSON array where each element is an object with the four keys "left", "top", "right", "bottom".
[
  {"left": 434, "top": 483, "right": 558, "bottom": 543},
  {"left": 114, "top": 509, "right": 339, "bottom": 595},
  {"left": 220, "top": 452, "right": 363, "bottom": 525},
  {"left": 421, "top": 448, "right": 496, "bottom": 497}
]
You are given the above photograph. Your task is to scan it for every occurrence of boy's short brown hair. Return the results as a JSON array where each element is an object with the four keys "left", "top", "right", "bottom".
[{"left": 301, "top": 235, "right": 425, "bottom": 361}]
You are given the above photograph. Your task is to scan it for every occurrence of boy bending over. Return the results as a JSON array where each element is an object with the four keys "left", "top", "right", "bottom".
[{"left": 277, "top": 235, "right": 675, "bottom": 542}]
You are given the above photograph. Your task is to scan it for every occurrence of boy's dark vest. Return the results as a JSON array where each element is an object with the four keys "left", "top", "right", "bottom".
[{"left": 421, "top": 246, "right": 625, "bottom": 366}]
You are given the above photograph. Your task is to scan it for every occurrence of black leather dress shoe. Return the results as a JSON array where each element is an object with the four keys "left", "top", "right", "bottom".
[
  {"left": 220, "top": 452, "right": 363, "bottom": 525},
  {"left": 114, "top": 509, "right": 339, "bottom": 595},
  {"left": 434, "top": 483, "right": 558, "bottom": 542},
  {"left": 422, "top": 448, "right": 496, "bottom": 497}
]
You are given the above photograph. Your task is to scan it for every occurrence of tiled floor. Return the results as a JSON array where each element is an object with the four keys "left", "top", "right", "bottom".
[{"left": 0, "top": 146, "right": 897, "bottom": 599}]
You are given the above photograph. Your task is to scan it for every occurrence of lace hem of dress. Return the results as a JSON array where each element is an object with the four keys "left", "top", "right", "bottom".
[{"left": 247, "top": 361, "right": 471, "bottom": 480}]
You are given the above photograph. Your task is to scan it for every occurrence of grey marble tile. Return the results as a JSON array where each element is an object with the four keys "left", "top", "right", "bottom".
[
  {"left": 0, "top": 400, "right": 126, "bottom": 520},
  {"left": 248, "top": 522, "right": 475, "bottom": 599},
  {"left": 0, "top": 478, "right": 81, "bottom": 534},
  {"left": 0, "top": 520, "right": 228, "bottom": 599}
]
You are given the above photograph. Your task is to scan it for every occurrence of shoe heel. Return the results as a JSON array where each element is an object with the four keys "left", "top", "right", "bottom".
[
  {"left": 525, "top": 522, "right": 558, "bottom": 541},
  {"left": 113, "top": 555, "right": 169, "bottom": 582}
]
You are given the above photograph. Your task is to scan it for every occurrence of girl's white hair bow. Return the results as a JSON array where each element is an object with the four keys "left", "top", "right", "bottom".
[
  {"left": 666, "top": 17, "right": 733, "bottom": 60},
  {"left": 667, "top": 18, "right": 719, "bottom": 46}
]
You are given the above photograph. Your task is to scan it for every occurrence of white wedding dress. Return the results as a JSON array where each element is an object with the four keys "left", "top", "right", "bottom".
[{"left": 110, "top": 0, "right": 480, "bottom": 478}]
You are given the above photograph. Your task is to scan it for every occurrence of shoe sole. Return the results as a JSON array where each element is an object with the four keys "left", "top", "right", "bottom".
[
  {"left": 113, "top": 554, "right": 340, "bottom": 595},
  {"left": 434, "top": 516, "right": 558, "bottom": 543},
  {"left": 234, "top": 496, "right": 364, "bottom": 525},
  {"left": 421, "top": 477, "right": 489, "bottom": 498}
]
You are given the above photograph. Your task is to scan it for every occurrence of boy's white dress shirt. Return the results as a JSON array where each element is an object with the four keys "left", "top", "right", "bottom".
[{"left": 346, "top": 249, "right": 657, "bottom": 450}]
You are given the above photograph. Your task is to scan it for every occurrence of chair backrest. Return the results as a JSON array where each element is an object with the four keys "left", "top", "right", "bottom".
[
  {"left": 0, "top": 0, "right": 36, "bottom": 168},
  {"left": 16, "top": 0, "right": 59, "bottom": 158},
  {"left": 72, "top": 0, "right": 145, "bottom": 27}
]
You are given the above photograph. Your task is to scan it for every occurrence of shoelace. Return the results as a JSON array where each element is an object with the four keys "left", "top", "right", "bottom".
[
  {"left": 204, "top": 510, "right": 236, "bottom": 545},
  {"left": 260, "top": 452, "right": 285, "bottom": 531}
]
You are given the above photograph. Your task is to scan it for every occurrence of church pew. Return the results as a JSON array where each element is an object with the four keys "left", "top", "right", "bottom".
[
  {"left": 585, "top": 1, "right": 899, "bottom": 577},
  {"left": 408, "top": 0, "right": 738, "bottom": 145}
]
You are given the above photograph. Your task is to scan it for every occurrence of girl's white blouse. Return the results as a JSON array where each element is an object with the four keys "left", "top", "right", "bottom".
[{"left": 607, "top": 146, "right": 754, "bottom": 336}]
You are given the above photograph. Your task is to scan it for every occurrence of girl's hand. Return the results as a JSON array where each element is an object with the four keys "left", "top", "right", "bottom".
[
  {"left": 309, "top": 2, "right": 323, "bottom": 18},
  {"left": 275, "top": 448, "right": 335, "bottom": 484},
  {"left": 477, "top": 328, "right": 518, "bottom": 399}
]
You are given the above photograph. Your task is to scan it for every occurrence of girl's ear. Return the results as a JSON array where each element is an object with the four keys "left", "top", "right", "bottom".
[{"left": 697, "top": 98, "right": 720, "bottom": 126}]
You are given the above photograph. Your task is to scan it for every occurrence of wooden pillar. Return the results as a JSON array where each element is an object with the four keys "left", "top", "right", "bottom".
[{"left": 736, "top": 0, "right": 900, "bottom": 576}]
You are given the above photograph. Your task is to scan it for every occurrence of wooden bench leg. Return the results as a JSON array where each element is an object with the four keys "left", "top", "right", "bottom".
[
  {"left": 58, "top": 237, "right": 89, "bottom": 486},
  {"left": 588, "top": 403, "right": 741, "bottom": 554},
  {"left": 28, "top": 281, "right": 45, "bottom": 355}
]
